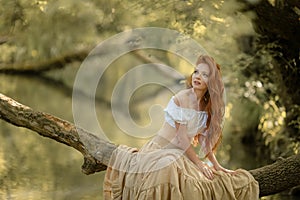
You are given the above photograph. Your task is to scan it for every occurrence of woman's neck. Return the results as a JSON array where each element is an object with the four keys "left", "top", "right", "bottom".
[{"left": 191, "top": 88, "right": 206, "bottom": 101}]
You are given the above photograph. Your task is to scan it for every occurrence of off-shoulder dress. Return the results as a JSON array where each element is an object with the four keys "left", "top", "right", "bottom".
[{"left": 103, "top": 96, "right": 259, "bottom": 200}]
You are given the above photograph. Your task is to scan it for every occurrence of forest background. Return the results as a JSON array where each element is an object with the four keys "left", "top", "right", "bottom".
[{"left": 0, "top": 0, "right": 299, "bottom": 199}]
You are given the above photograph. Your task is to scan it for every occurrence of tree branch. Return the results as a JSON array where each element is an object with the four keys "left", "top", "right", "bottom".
[
  {"left": 0, "top": 92, "right": 299, "bottom": 197},
  {"left": 249, "top": 154, "right": 300, "bottom": 197},
  {"left": 0, "top": 49, "right": 89, "bottom": 74},
  {"left": 0, "top": 36, "right": 9, "bottom": 45},
  {"left": 0, "top": 92, "right": 116, "bottom": 174}
]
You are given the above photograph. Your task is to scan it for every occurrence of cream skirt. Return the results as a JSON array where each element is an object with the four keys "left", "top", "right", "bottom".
[{"left": 103, "top": 141, "right": 259, "bottom": 200}]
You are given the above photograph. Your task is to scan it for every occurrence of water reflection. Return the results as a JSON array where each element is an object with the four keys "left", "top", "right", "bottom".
[
  {"left": 0, "top": 74, "right": 102, "bottom": 199},
  {"left": 0, "top": 120, "right": 105, "bottom": 200}
]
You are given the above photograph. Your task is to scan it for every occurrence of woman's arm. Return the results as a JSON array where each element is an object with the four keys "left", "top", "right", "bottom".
[
  {"left": 173, "top": 123, "right": 214, "bottom": 180},
  {"left": 185, "top": 145, "right": 214, "bottom": 180},
  {"left": 207, "top": 151, "right": 235, "bottom": 174},
  {"left": 171, "top": 94, "right": 214, "bottom": 179}
]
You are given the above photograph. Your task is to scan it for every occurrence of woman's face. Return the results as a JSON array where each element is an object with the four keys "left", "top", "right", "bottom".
[{"left": 192, "top": 63, "right": 210, "bottom": 91}]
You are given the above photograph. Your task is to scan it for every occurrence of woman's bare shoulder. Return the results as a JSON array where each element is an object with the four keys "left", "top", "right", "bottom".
[
  {"left": 175, "top": 88, "right": 192, "bottom": 96},
  {"left": 174, "top": 89, "right": 192, "bottom": 107}
]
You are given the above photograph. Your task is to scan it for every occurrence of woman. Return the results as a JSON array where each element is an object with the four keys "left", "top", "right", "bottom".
[{"left": 104, "top": 55, "right": 259, "bottom": 199}]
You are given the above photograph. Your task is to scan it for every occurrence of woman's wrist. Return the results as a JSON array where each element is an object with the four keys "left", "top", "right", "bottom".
[
  {"left": 196, "top": 160, "right": 206, "bottom": 169},
  {"left": 195, "top": 160, "right": 214, "bottom": 180},
  {"left": 213, "top": 164, "right": 221, "bottom": 171}
]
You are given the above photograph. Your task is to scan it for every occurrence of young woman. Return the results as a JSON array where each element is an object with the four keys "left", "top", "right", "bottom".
[{"left": 104, "top": 55, "right": 259, "bottom": 199}]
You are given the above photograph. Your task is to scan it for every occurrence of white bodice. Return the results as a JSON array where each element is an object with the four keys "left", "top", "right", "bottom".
[{"left": 164, "top": 96, "right": 208, "bottom": 137}]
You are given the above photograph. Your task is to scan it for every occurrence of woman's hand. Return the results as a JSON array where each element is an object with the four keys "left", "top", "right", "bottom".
[
  {"left": 207, "top": 151, "right": 236, "bottom": 174},
  {"left": 214, "top": 165, "right": 236, "bottom": 174},
  {"left": 197, "top": 162, "right": 215, "bottom": 180}
]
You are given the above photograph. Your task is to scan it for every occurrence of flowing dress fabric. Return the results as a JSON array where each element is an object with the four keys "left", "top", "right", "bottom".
[{"left": 103, "top": 97, "right": 259, "bottom": 199}]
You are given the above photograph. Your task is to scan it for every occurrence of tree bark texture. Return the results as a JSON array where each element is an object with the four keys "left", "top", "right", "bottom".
[
  {"left": 0, "top": 92, "right": 299, "bottom": 197},
  {"left": 249, "top": 154, "right": 300, "bottom": 197},
  {"left": 0, "top": 92, "right": 116, "bottom": 174}
]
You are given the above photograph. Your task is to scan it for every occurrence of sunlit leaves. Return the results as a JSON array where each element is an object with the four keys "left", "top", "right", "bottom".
[
  {"left": 36, "top": 0, "right": 47, "bottom": 12},
  {"left": 224, "top": 102, "right": 233, "bottom": 121},
  {"left": 259, "top": 98, "right": 286, "bottom": 137},
  {"left": 0, "top": 0, "right": 105, "bottom": 63},
  {"left": 243, "top": 80, "right": 264, "bottom": 104},
  {"left": 258, "top": 96, "right": 299, "bottom": 158}
]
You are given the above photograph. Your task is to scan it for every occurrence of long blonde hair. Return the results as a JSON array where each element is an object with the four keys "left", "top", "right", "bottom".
[{"left": 186, "top": 55, "right": 225, "bottom": 155}]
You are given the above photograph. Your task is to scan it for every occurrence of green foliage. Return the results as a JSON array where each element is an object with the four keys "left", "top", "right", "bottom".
[
  {"left": 0, "top": 0, "right": 116, "bottom": 63},
  {"left": 234, "top": 39, "right": 300, "bottom": 159}
]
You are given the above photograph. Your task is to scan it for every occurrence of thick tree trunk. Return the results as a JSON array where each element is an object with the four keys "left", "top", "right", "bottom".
[
  {"left": 249, "top": 154, "right": 300, "bottom": 197},
  {"left": 0, "top": 92, "right": 299, "bottom": 197}
]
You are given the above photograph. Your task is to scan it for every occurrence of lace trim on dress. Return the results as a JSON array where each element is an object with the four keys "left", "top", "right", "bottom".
[{"left": 164, "top": 96, "right": 208, "bottom": 137}]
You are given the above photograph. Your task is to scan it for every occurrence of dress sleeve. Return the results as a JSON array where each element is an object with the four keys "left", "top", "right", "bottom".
[{"left": 164, "top": 96, "right": 189, "bottom": 125}]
